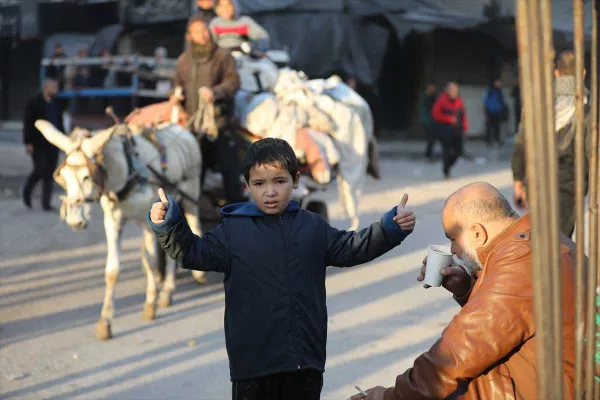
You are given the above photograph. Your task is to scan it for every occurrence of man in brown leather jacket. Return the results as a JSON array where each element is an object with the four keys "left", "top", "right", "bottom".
[{"left": 352, "top": 182, "right": 578, "bottom": 400}]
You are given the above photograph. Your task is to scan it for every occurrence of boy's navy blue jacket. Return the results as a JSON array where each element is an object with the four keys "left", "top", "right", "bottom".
[{"left": 147, "top": 197, "right": 411, "bottom": 381}]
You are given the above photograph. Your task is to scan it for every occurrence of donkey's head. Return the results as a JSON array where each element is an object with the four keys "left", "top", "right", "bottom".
[{"left": 35, "top": 120, "right": 116, "bottom": 230}]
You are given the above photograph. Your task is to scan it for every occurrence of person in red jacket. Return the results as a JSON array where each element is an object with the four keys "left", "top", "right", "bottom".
[{"left": 431, "top": 82, "right": 469, "bottom": 178}]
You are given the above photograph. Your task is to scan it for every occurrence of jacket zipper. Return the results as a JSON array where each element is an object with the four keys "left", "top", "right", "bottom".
[{"left": 280, "top": 215, "right": 299, "bottom": 369}]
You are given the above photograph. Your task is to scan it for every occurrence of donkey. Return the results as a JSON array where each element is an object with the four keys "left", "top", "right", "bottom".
[{"left": 34, "top": 119, "right": 205, "bottom": 340}]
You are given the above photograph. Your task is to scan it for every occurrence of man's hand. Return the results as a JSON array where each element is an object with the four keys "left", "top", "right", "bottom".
[
  {"left": 348, "top": 386, "right": 387, "bottom": 400},
  {"left": 199, "top": 87, "right": 215, "bottom": 103},
  {"left": 393, "top": 193, "right": 416, "bottom": 232},
  {"left": 417, "top": 256, "right": 471, "bottom": 296},
  {"left": 150, "top": 188, "right": 169, "bottom": 224},
  {"left": 25, "top": 144, "right": 34, "bottom": 155},
  {"left": 513, "top": 181, "right": 528, "bottom": 210}
]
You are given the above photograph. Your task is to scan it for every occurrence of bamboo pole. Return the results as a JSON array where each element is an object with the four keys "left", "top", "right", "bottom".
[
  {"left": 540, "top": 0, "right": 563, "bottom": 395},
  {"left": 573, "top": 0, "right": 587, "bottom": 397},
  {"left": 585, "top": 1, "right": 599, "bottom": 398},
  {"left": 516, "top": 1, "right": 554, "bottom": 396}
]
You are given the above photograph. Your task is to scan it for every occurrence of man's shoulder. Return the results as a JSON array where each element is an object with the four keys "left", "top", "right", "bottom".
[{"left": 176, "top": 52, "right": 188, "bottom": 64}]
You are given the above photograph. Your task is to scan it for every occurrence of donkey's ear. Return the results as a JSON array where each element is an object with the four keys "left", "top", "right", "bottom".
[
  {"left": 34, "top": 120, "right": 76, "bottom": 153},
  {"left": 81, "top": 127, "right": 116, "bottom": 157}
]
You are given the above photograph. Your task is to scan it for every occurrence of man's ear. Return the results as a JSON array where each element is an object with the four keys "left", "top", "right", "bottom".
[
  {"left": 554, "top": 69, "right": 560, "bottom": 78},
  {"left": 293, "top": 172, "right": 301, "bottom": 189},
  {"left": 470, "top": 223, "right": 489, "bottom": 247}
]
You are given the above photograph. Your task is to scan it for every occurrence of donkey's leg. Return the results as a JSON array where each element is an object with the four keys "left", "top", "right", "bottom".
[
  {"left": 96, "top": 200, "right": 124, "bottom": 340},
  {"left": 141, "top": 228, "right": 159, "bottom": 318}
]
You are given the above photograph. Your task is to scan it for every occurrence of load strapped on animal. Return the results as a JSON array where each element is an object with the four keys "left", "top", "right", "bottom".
[{"left": 231, "top": 44, "right": 375, "bottom": 230}]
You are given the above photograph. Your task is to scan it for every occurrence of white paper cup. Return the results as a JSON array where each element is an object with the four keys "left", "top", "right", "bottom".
[{"left": 423, "top": 245, "right": 455, "bottom": 287}]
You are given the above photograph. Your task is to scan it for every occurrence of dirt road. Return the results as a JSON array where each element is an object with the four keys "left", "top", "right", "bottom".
[{"left": 1, "top": 140, "right": 515, "bottom": 399}]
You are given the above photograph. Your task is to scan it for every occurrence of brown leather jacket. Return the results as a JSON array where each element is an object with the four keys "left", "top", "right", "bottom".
[{"left": 384, "top": 214, "right": 577, "bottom": 400}]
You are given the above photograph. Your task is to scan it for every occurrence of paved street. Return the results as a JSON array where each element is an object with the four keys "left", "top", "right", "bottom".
[{"left": 1, "top": 136, "right": 516, "bottom": 399}]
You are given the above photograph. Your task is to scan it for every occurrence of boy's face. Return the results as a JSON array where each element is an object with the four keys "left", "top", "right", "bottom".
[
  {"left": 246, "top": 163, "right": 299, "bottom": 215},
  {"left": 216, "top": 0, "right": 236, "bottom": 20}
]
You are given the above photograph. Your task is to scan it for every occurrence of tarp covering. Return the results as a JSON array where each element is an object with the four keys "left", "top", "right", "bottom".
[
  {"left": 235, "top": 70, "right": 373, "bottom": 229},
  {"left": 237, "top": 0, "right": 591, "bottom": 86},
  {"left": 238, "top": 0, "right": 485, "bottom": 85},
  {"left": 236, "top": 0, "right": 420, "bottom": 14}
]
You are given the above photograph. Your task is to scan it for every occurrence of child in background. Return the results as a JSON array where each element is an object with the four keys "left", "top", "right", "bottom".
[
  {"left": 148, "top": 138, "right": 416, "bottom": 400},
  {"left": 209, "top": 0, "right": 270, "bottom": 51}
]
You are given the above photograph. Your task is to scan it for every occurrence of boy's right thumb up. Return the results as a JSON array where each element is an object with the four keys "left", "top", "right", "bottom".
[{"left": 158, "top": 188, "right": 169, "bottom": 206}]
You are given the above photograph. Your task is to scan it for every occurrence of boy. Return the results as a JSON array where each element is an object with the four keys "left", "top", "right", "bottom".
[
  {"left": 209, "top": 0, "right": 270, "bottom": 51},
  {"left": 148, "top": 138, "right": 416, "bottom": 400}
]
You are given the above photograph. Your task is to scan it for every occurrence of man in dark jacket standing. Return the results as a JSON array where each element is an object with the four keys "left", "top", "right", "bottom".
[
  {"left": 22, "top": 78, "right": 64, "bottom": 211},
  {"left": 432, "top": 82, "right": 469, "bottom": 179},
  {"left": 512, "top": 51, "right": 590, "bottom": 237},
  {"left": 174, "top": 17, "right": 244, "bottom": 204}
]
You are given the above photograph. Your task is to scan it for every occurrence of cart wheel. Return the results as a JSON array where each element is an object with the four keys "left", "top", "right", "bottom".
[{"left": 306, "top": 201, "right": 328, "bottom": 221}]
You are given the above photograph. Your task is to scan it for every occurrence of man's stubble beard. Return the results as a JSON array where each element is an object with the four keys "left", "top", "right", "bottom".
[{"left": 460, "top": 246, "right": 483, "bottom": 275}]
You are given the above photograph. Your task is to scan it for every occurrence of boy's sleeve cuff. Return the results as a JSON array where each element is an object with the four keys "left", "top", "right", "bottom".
[
  {"left": 382, "top": 206, "right": 411, "bottom": 244},
  {"left": 146, "top": 195, "right": 184, "bottom": 233}
]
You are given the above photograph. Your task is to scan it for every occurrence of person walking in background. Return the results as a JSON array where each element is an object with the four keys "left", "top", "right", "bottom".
[
  {"left": 432, "top": 82, "right": 468, "bottom": 179},
  {"left": 22, "top": 78, "right": 64, "bottom": 211},
  {"left": 483, "top": 79, "right": 506, "bottom": 147},
  {"left": 46, "top": 43, "right": 66, "bottom": 90},
  {"left": 420, "top": 83, "right": 438, "bottom": 160}
]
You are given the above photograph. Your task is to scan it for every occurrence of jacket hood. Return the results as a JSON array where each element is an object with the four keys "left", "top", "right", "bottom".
[{"left": 221, "top": 200, "right": 300, "bottom": 217}]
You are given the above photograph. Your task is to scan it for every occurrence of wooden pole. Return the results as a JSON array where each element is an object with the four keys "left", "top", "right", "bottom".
[
  {"left": 515, "top": 0, "right": 558, "bottom": 396},
  {"left": 573, "top": 0, "right": 587, "bottom": 397},
  {"left": 585, "top": 0, "right": 599, "bottom": 398},
  {"left": 540, "top": 0, "right": 564, "bottom": 395}
]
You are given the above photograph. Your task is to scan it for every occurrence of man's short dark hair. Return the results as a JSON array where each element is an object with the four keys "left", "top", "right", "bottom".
[
  {"left": 243, "top": 138, "right": 299, "bottom": 182},
  {"left": 556, "top": 51, "right": 576, "bottom": 76}
]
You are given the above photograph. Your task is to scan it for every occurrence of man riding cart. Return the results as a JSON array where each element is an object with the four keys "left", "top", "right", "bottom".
[{"left": 173, "top": 17, "right": 245, "bottom": 205}]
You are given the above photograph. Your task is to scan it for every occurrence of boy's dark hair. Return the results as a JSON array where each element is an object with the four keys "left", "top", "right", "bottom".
[{"left": 243, "top": 138, "right": 299, "bottom": 182}]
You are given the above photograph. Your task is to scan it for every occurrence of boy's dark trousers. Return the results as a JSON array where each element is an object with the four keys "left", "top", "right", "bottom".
[{"left": 232, "top": 370, "right": 323, "bottom": 400}]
